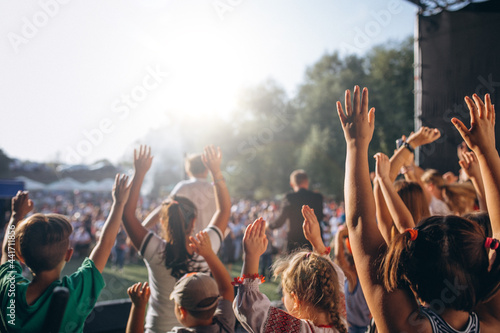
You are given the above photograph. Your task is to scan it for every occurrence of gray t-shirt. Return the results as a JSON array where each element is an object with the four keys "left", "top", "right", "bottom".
[{"left": 168, "top": 299, "right": 235, "bottom": 333}]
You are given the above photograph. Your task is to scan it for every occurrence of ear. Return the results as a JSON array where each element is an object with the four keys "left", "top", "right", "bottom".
[
  {"left": 179, "top": 306, "right": 188, "bottom": 320},
  {"left": 291, "top": 291, "right": 300, "bottom": 309},
  {"left": 65, "top": 248, "right": 74, "bottom": 262}
]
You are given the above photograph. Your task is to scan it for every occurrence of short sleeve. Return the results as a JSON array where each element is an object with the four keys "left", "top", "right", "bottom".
[
  {"left": 213, "top": 299, "right": 236, "bottom": 332},
  {"left": 139, "top": 232, "right": 166, "bottom": 265},
  {"left": 204, "top": 225, "right": 223, "bottom": 253}
]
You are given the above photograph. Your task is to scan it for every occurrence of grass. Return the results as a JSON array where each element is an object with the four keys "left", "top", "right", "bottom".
[{"left": 61, "top": 256, "right": 281, "bottom": 303}]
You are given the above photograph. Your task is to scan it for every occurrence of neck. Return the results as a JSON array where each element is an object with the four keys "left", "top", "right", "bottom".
[
  {"left": 438, "top": 308, "right": 471, "bottom": 331},
  {"left": 297, "top": 306, "right": 331, "bottom": 327}
]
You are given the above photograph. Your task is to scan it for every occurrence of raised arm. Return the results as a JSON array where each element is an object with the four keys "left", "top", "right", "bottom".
[
  {"left": 122, "top": 146, "right": 153, "bottom": 251},
  {"left": 242, "top": 217, "right": 268, "bottom": 276},
  {"left": 90, "top": 174, "right": 131, "bottom": 272},
  {"left": 1, "top": 191, "right": 33, "bottom": 264},
  {"left": 375, "top": 152, "right": 415, "bottom": 239},
  {"left": 126, "top": 282, "right": 150, "bottom": 333},
  {"left": 452, "top": 94, "right": 500, "bottom": 236},
  {"left": 337, "top": 86, "right": 418, "bottom": 332},
  {"left": 203, "top": 145, "right": 231, "bottom": 235},
  {"left": 459, "top": 151, "right": 487, "bottom": 211},
  {"left": 189, "top": 231, "right": 234, "bottom": 301},
  {"left": 141, "top": 206, "right": 161, "bottom": 229},
  {"left": 333, "top": 227, "right": 357, "bottom": 292},
  {"left": 301, "top": 205, "right": 327, "bottom": 254}
]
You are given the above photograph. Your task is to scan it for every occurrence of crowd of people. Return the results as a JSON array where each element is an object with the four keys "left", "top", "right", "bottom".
[{"left": 1, "top": 89, "right": 500, "bottom": 333}]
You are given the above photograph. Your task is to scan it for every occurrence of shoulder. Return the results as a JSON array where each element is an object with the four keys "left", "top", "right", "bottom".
[
  {"left": 264, "top": 307, "right": 306, "bottom": 332},
  {"left": 62, "top": 258, "right": 105, "bottom": 290},
  {"left": 214, "top": 299, "right": 236, "bottom": 331}
]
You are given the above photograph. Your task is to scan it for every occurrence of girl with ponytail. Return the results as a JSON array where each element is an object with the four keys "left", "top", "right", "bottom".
[
  {"left": 338, "top": 87, "right": 500, "bottom": 332},
  {"left": 122, "top": 145, "right": 230, "bottom": 333}
]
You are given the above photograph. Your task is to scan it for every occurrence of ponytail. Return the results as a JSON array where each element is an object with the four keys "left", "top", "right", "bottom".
[
  {"left": 160, "top": 196, "right": 197, "bottom": 279},
  {"left": 383, "top": 230, "right": 414, "bottom": 291}
]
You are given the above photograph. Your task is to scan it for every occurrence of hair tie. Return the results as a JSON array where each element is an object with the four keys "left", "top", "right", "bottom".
[
  {"left": 485, "top": 237, "right": 499, "bottom": 250},
  {"left": 305, "top": 252, "right": 312, "bottom": 259},
  {"left": 405, "top": 228, "right": 418, "bottom": 241},
  {"left": 171, "top": 200, "right": 179, "bottom": 205}
]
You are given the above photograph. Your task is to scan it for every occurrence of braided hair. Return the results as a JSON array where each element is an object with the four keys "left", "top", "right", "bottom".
[{"left": 273, "top": 251, "right": 347, "bottom": 333}]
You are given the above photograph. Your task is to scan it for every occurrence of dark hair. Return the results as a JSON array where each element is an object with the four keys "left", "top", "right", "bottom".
[
  {"left": 290, "top": 169, "right": 308, "bottom": 187},
  {"left": 161, "top": 196, "right": 197, "bottom": 279},
  {"left": 383, "top": 215, "right": 500, "bottom": 312},
  {"left": 16, "top": 213, "right": 73, "bottom": 273},
  {"left": 185, "top": 154, "right": 206, "bottom": 176},
  {"left": 463, "top": 211, "right": 492, "bottom": 238}
]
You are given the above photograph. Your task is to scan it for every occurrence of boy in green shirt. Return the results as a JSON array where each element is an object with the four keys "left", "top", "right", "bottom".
[{"left": 0, "top": 174, "right": 131, "bottom": 332}]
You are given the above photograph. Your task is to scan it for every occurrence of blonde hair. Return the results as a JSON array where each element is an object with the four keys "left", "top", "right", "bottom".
[
  {"left": 273, "top": 251, "right": 347, "bottom": 333},
  {"left": 442, "top": 182, "right": 477, "bottom": 215}
]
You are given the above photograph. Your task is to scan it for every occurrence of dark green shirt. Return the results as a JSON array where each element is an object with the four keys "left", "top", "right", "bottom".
[{"left": 0, "top": 258, "right": 105, "bottom": 332}]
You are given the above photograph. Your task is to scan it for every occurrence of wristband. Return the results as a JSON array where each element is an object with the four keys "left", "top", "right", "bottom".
[
  {"left": 211, "top": 177, "right": 225, "bottom": 185},
  {"left": 402, "top": 141, "right": 414, "bottom": 153}
]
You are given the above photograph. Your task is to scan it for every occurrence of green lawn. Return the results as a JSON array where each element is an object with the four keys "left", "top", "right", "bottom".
[{"left": 61, "top": 256, "right": 281, "bottom": 303}]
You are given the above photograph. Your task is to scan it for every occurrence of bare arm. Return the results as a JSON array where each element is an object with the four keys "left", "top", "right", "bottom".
[
  {"left": 189, "top": 231, "right": 234, "bottom": 301},
  {"left": 203, "top": 146, "right": 231, "bottom": 235},
  {"left": 375, "top": 152, "right": 416, "bottom": 234},
  {"left": 1, "top": 191, "right": 33, "bottom": 264},
  {"left": 90, "top": 174, "right": 131, "bottom": 272},
  {"left": 242, "top": 218, "right": 268, "bottom": 276},
  {"left": 373, "top": 178, "right": 393, "bottom": 244},
  {"left": 459, "top": 151, "right": 487, "bottom": 211},
  {"left": 338, "top": 86, "right": 419, "bottom": 332},
  {"left": 122, "top": 146, "right": 153, "bottom": 251},
  {"left": 333, "top": 227, "right": 357, "bottom": 292},
  {"left": 126, "top": 282, "right": 150, "bottom": 333}
]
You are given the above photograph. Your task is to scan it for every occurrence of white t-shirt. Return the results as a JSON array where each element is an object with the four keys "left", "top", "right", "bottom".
[
  {"left": 139, "top": 226, "right": 223, "bottom": 333},
  {"left": 171, "top": 178, "right": 216, "bottom": 234},
  {"left": 429, "top": 196, "right": 452, "bottom": 216}
]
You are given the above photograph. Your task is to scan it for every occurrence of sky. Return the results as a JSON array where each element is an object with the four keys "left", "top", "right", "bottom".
[{"left": 0, "top": 0, "right": 417, "bottom": 165}]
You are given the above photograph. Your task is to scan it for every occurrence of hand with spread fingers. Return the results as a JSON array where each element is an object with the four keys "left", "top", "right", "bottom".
[{"left": 134, "top": 145, "right": 153, "bottom": 176}]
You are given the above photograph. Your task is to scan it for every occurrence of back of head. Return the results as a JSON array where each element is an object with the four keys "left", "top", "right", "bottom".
[
  {"left": 421, "top": 169, "right": 445, "bottom": 188},
  {"left": 16, "top": 213, "right": 73, "bottom": 273},
  {"left": 394, "top": 180, "right": 430, "bottom": 223},
  {"left": 463, "top": 211, "right": 492, "bottom": 238},
  {"left": 290, "top": 169, "right": 308, "bottom": 188},
  {"left": 160, "top": 196, "right": 197, "bottom": 279},
  {"left": 442, "top": 182, "right": 477, "bottom": 215},
  {"left": 273, "top": 251, "right": 347, "bottom": 333},
  {"left": 185, "top": 154, "right": 207, "bottom": 177},
  {"left": 383, "top": 215, "right": 500, "bottom": 312}
]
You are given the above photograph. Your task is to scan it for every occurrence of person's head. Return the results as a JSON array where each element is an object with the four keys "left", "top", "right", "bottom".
[
  {"left": 463, "top": 211, "right": 492, "bottom": 238},
  {"left": 185, "top": 154, "right": 208, "bottom": 178},
  {"left": 16, "top": 213, "right": 73, "bottom": 274},
  {"left": 170, "top": 272, "right": 220, "bottom": 327},
  {"left": 383, "top": 215, "right": 500, "bottom": 313},
  {"left": 421, "top": 169, "right": 445, "bottom": 198},
  {"left": 273, "top": 251, "right": 347, "bottom": 333},
  {"left": 290, "top": 169, "right": 309, "bottom": 191},
  {"left": 160, "top": 196, "right": 197, "bottom": 278},
  {"left": 394, "top": 180, "right": 430, "bottom": 223},
  {"left": 442, "top": 182, "right": 477, "bottom": 215}
]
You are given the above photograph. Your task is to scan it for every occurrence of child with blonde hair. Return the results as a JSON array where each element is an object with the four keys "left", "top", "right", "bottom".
[{"left": 233, "top": 208, "right": 347, "bottom": 333}]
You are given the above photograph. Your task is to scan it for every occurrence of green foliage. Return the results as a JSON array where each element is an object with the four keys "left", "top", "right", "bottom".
[{"left": 224, "top": 37, "right": 414, "bottom": 199}]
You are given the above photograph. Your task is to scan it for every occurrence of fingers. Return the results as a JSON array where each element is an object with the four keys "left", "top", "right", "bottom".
[
  {"left": 485, "top": 93, "right": 493, "bottom": 120},
  {"left": 451, "top": 118, "right": 470, "bottom": 143},
  {"left": 465, "top": 96, "right": 479, "bottom": 123},
  {"left": 472, "top": 94, "right": 486, "bottom": 118},
  {"left": 361, "top": 87, "right": 369, "bottom": 115},
  {"left": 336, "top": 101, "right": 347, "bottom": 127},
  {"left": 353, "top": 85, "right": 361, "bottom": 115},
  {"left": 345, "top": 89, "right": 352, "bottom": 116}
]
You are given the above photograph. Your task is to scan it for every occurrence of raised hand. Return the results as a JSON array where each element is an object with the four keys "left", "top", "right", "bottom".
[
  {"left": 337, "top": 86, "right": 375, "bottom": 147},
  {"left": 302, "top": 205, "right": 322, "bottom": 248},
  {"left": 189, "top": 231, "right": 214, "bottom": 259},
  {"left": 452, "top": 93, "right": 496, "bottom": 157},
  {"left": 127, "top": 282, "right": 150, "bottom": 307},
  {"left": 374, "top": 153, "right": 391, "bottom": 181},
  {"left": 134, "top": 145, "right": 153, "bottom": 176},
  {"left": 112, "top": 174, "right": 131, "bottom": 205},
  {"left": 459, "top": 151, "right": 481, "bottom": 180},
  {"left": 202, "top": 145, "right": 222, "bottom": 175},
  {"left": 11, "top": 191, "right": 34, "bottom": 220},
  {"left": 406, "top": 126, "right": 441, "bottom": 148},
  {"left": 243, "top": 217, "right": 268, "bottom": 259}
]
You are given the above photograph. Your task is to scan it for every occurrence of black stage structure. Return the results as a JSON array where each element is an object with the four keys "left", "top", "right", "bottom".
[{"left": 408, "top": 0, "right": 500, "bottom": 173}]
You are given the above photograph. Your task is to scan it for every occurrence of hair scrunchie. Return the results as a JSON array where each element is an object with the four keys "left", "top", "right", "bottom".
[
  {"left": 485, "top": 237, "right": 500, "bottom": 250},
  {"left": 405, "top": 228, "right": 418, "bottom": 241}
]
